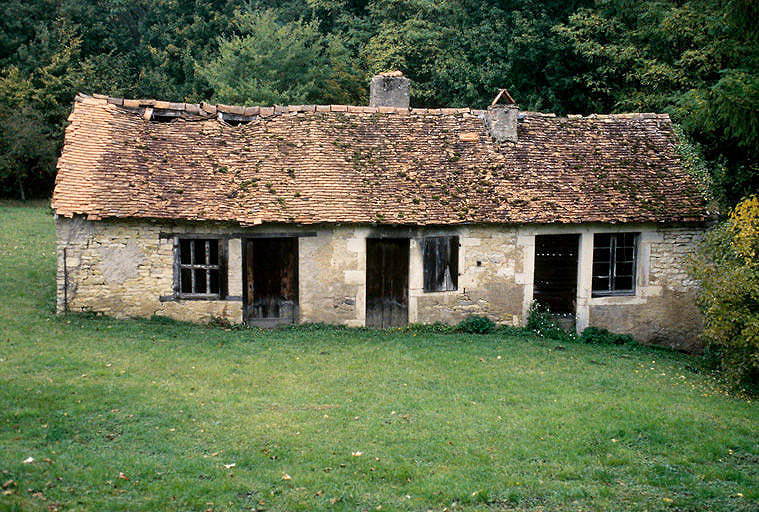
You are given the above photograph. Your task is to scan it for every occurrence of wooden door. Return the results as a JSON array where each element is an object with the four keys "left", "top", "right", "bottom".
[
  {"left": 366, "top": 238, "right": 409, "bottom": 328},
  {"left": 244, "top": 237, "right": 298, "bottom": 326}
]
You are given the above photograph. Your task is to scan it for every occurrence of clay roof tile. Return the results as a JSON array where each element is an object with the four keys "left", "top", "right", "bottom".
[{"left": 51, "top": 93, "right": 709, "bottom": 226}]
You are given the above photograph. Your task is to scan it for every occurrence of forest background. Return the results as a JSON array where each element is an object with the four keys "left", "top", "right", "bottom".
[{"left": 0, "top": 0, "right": 756, "bottom": 207}]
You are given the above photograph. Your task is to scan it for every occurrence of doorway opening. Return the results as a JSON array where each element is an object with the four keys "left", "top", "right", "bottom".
[
  {"left": 366, "top": 238, "right": 409, "bottom": 328},
  {"left": 244, "top": 237, "right": 298, "bottom": 326},
  {"left": 533, "top": 234, "right": 580, "bottom": 316}
]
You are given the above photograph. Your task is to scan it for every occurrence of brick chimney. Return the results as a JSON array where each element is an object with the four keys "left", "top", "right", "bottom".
[
  {"left": 485, "top": 89, "right": 518, "bottom": 143},
  {"left": 369, "top": 71, "right": 410, "bottom": 108}
]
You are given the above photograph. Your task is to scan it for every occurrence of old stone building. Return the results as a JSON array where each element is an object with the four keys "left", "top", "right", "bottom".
[{"left": 52, "top": 73, "right": 710, "bottom": 350}]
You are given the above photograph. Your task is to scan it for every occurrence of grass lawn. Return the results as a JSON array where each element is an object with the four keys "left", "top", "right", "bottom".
[{"left": 0, "top": 202, "right": 757, "bottom": 511}]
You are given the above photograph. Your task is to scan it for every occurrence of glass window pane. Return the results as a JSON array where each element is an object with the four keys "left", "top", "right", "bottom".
[
  {"left": 209, "top": 269, "right": 219, "bottom": 294},
  {"left": 615, "top": 275, "right": 633, "bottom": 290},
  {"left": 180, "top": 239, "right": 191, "bottom": 264},
  {"left": 616, "top": 246, "right": 634, "bottom": 262},
  {"left": 194, "top": 240, "right": 206, "bottom": 264},
  {"left": 209, "top": 239, "right": 219, "bottom": 266},
  {"left": 620, "top": 233, "right": 636, "bottom": 246},
  {"left": 593, "top": 261, "right": 610, "bottom": 275},
  {"left": 616, "top": 261, "right": 634, "bottom": 277},
  {"left": 593, "top": 248, "right": 610, "bottom": 263},
  {"left": 594, "top": 233, "right": 612, "bottom": 249},
  {"left": 194, "top": 268, "right": 207, "bottom": 293},
  {"left": 592, "top": 275, "right": 609, "bottom": 292},
  {"left": 180, "top": 268, "right": 192, "bottom": 293}
]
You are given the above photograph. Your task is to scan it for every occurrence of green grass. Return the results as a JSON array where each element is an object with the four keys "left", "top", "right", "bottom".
[{"left": 0, "top": 202, "right": 757, "bottom": 511}]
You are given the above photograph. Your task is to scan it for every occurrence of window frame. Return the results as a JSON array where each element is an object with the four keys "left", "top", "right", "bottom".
[
  {"left": 173, "top": 235, "right": 227, "bottom": 300},
  {"left": 591, "top": 232, "right": 638, "bottom": 297},
  {"left": 422, "top": 235, "right": 459, "bottom": 293}
]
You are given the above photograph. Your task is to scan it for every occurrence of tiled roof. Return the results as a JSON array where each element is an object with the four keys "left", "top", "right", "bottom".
[{"left": 52, "top": 93, "right": 708, "bottom": 226}]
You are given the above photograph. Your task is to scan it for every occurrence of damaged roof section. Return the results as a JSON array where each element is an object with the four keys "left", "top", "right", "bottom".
[{"left": 52, "top": 93, "right": 709, "bottom": 226}]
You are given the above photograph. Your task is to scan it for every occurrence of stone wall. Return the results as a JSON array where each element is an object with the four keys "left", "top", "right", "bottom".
[
  {"left": 56, "top": 216, "right": 244, "bottom": 323},
  {"left": 299, "top": 227, "right": 365, "bottom": 326},
  {"left": 56, "top": 216, "right": 704, "bottom": 349},
  {"left": 587, "top": 227, "right": 704, "bottom": 351},
  {"left": 412, "top": 226, "right": 524, "bottom": 325}
]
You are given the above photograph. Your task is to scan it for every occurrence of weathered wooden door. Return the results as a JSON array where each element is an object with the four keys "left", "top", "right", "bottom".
[
  {"left": 533, "top": 234, "right": 580, "bottom": 315},
  {"left": 244, "top": 237, "right": 298, "bottom": 326},
  {"left": 365, "top": 238, "right": 409, "bottom": 328}
]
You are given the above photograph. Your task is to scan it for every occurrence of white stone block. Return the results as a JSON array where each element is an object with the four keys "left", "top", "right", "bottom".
[
  {"left": 344, "top": 270, "right": 364, "bottom": 285},
  {"left": 346, "top": 238, "right": 364, "bottom": 253},
  {"left": 461, "top": 237, "right": 481, "bottom": 246},
  {"left": 227, "top": 238, "right": 243, "bottom": 296}
]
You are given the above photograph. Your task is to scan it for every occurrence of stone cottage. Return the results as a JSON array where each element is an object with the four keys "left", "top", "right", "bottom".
[{"left": 51, "top": 73, "right": 710, "bottom": 350}]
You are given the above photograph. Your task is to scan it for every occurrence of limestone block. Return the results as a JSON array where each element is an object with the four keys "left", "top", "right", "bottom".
[{"left": 227, "top": 238, "right": 242, "bottom": 296}]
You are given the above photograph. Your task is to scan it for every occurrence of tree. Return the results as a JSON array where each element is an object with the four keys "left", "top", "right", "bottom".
[
  {"left": 198, "top": 10, "right": 363, "bottom": 106},
  {"left": 0, "top": 0, "right": 755, "bottom": 201},
  {"left": 0, "top": 104, "right": 56, "bottom": 200},
  {"left": 690, "top": 195, "right": 759, "bottom": 394},
  {"left": 557, "top": 0, "right": 759, "bottom": 207}
]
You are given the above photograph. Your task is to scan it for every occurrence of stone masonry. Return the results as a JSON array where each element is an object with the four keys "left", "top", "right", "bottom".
[
  {"left": 56, "top": 216, "right": 705, "bottom": 350},
  {"left": 587, "top": 227, "right": 704, "bottom": 351}
]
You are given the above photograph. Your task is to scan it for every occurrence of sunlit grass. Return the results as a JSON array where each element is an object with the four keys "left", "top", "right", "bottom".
[{"left": 0, "top": 202, "right": 757, "bottom": 511}]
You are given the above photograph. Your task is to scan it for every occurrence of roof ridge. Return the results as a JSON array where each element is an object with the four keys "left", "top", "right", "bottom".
[
  {"left": 77, "top": 93, "right": 671, "bottom": 120},
  {"left": 81, "top": 94, "right": 476, "bottom": 117},
  {"left": 565, "top": 112, "right": 670, "bottom": 120}
]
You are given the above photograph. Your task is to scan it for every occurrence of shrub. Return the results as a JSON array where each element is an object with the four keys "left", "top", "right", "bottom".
[
  {"left": 403, "top": 322, "right": 456, "bottom": 334},
  {"left": 495, "top": 324, "right": 532, "bottom": 337},
  {"left": 525, "top": 302, "right": 575, "bottom": 342},
  {"left": 689, "top": 195, "right": 759, "bottom": 394},
  {"left": 579, "top": 326, "right": 634, "bottom": 345},
  {"left": 456, "top": 316, "right": 496, "bottom": 334}
]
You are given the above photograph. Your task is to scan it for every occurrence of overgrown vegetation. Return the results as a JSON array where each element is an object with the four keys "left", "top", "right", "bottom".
[
  {"left": 0, "top": 0, "right": 756, "bottom": 204},
  {"left": 525, "top": 301, "right": 576, "bottom": 343},
  {"left": 524, "top": 303, "right": 637, "bottom": 347},
  {"left": 456, "top": 315, "right": 496, "bottom": 334},
  {"left": 1, "top": 202, "right": 758, "bottom": 510},
  {"left": 690, "top": 195, "right": 759, "bottom": 395},
  {"left": 579, "top": 326, "right": 635, "bottom": 346}
]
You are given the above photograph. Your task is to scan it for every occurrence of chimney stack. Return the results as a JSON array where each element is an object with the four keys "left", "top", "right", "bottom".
[
  {"left": 369, "top": 71, "right": 410, "bottom": 108},
  {"left": 485, "top": 89, "right": 518, "bottom": 143}
]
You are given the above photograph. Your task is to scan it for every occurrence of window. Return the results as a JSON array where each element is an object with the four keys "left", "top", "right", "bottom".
[
  {"left": 592, "top": 233, "right": 638, "bottom": 295},
  {"left": 423, "top": 236, "right": 458, "bottom": 292},
  {"left": 176, "top": 238, "right": 225, "bottom": 298}
]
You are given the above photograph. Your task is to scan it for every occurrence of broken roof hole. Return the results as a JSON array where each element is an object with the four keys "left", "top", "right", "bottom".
[
  {"left": 219, "top": 112, "right": 255, "bottom": 126},
  {"left": 152, "top": 114, "right": 178, "bottom": 123},
  {"left": 225, "top": 119, "right": 252, "bottom": 126},
  {"left": 150, "top": 109, "right": 183, "bottom": 123}
]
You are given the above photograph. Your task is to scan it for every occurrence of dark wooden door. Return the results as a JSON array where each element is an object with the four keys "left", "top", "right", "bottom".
[
  {"left": 244, "top": 238, "right": 298, "bottom": 326},
  {"left": 366, "top": 238, "right": 409, "bottom": 328},
  {"left": 533, "top": 234, "right": 579, "bottom": 315}
]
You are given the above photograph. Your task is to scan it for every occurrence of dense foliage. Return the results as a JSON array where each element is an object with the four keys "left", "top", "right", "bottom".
[
  {"left": 690, "top": 195, "right": 759, "bottom": 394},
  {"left": 0, "top": 0, "right": 756, "bottom": 203},
  {"left": 578, "top": 326, "right": 634, "bottom": 346},
  {"left": 455, "top": 315, "right": 496, "bottom": 334}
]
